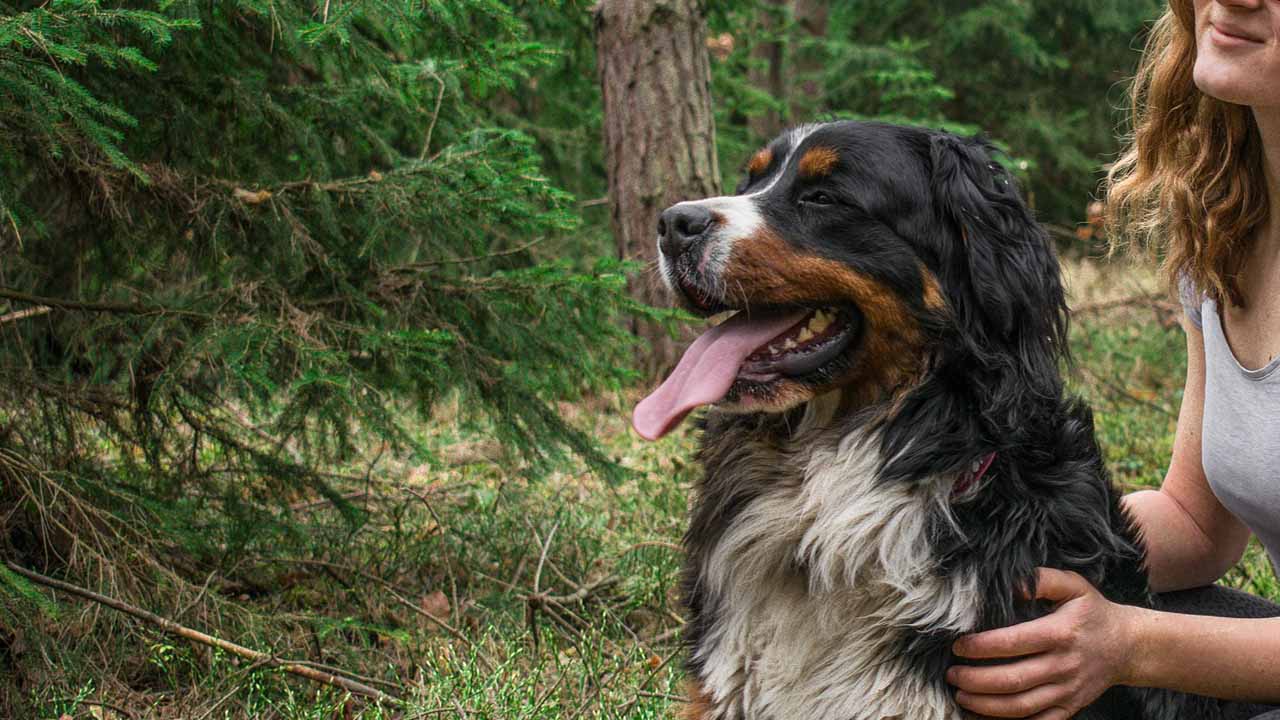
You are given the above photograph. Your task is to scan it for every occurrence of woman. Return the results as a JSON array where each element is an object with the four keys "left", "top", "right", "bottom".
[{"left": 948, "top": 0, "right": 1280, "bottom": 717}]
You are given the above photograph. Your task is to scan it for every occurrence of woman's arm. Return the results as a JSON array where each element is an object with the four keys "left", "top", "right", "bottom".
[
  {"left": 949, "top": 569, "right": 1280, "bottom": 719},
  {"left": 1129, "top": 606, "right": 1280, "bottom": 701},
  {"left": 1123, "top": 319, "right": 1251, "bottom": 591}
]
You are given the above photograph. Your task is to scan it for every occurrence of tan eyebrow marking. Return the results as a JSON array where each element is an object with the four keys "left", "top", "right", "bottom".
[
  {"left": 798, "top": 146, "right": 840, "bottom": 178},
  {"left": 746, "top": 147, "right": 772, "bottom": 176}
]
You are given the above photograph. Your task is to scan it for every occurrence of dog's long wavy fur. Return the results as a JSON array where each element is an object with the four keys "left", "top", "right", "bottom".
[{"left": 665, "top": 122, "right": 1227, "bottom": 720}]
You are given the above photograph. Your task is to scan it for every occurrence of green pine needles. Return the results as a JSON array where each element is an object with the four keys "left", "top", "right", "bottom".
[{"left": 0, "top": 0, "right": 646, "bottom": 621}]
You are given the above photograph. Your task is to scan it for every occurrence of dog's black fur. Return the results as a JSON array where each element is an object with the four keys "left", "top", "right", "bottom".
[{"left": 659, "top": 122, "right": 1240, "bottom": 719}]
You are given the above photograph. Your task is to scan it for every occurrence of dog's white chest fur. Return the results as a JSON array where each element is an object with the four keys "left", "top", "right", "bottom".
[{"left": 692, "top": 425, "right": 981, "bottom": 720}]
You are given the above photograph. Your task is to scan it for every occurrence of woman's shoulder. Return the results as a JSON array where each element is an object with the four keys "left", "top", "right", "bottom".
[{"left": 1179, "top": 273, "right": 1207, "bottom": 331}]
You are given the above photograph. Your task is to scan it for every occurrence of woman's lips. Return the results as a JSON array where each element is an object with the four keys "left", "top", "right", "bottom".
[{"left": 1209, "top": 22, "right": 1266, "bottom": 47}]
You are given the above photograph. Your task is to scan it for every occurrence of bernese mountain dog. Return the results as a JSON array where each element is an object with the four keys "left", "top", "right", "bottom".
[{"left": 632, "top": 121, "right": 1273, "bottom": 720}]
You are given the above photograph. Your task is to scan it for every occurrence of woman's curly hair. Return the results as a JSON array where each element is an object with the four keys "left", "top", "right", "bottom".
[{"left": 1105, "top": 0, "right": 1269, "bottom": 307}]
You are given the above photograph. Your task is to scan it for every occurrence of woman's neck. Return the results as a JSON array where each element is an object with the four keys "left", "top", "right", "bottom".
[{"left": 1251, "top": 106, "right": 1280, "bottom": 259}]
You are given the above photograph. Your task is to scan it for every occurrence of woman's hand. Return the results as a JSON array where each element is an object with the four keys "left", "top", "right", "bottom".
[{"left": 947, "top": 567, "right": 1143, "bottom": 719}]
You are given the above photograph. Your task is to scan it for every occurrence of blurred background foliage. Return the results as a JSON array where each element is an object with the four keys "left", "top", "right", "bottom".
[
  {"left": 0, "top": 1, "right": 1189, "bottom": 717},
  {"left": 512, "top": 0, "right": 1163, "bottom": 230}
]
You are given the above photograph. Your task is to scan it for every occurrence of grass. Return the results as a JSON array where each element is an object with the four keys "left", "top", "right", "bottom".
[{"left": 5, "top": 257, "right": 1278, "bottom": 719}]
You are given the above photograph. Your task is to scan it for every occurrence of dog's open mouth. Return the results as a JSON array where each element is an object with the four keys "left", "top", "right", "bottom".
[{"left": 633, "top": 305, "right": 861, "bottom": 440}]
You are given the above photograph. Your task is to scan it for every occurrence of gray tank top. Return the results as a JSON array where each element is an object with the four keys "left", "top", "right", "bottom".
[{"left": 1181, "top": 280, "right": 1280, "bottom": 573}]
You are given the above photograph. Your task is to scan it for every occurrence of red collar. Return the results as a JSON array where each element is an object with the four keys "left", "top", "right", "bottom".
[{"left": 953, "top": 452, "right": 997, "bottom": 498}]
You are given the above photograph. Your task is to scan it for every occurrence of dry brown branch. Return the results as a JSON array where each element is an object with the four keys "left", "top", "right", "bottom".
[
  {"left": 392, "top": 238, "right": 543, "bottom": 271},
  {"left": 620, "top": 540, "right": 684, "bottom": 555},
  {"left": 4, "top": 561, "right": 401, "bottom": 705},
  {"left": 386, "top": 588, "right": 493, "bottom": 672},
  {"left": 1075, "top": 364, "right": 1176, "bottom": 418},
  {"left": 637, "top": 690, "right": 689, "bottom": 702},
  {"left": 265, "top": 555, "right": 496, "bottom": 674},
  {"left": 0, "top": 287, "right": 204, "bottom": 318},
  {"left": 420, "top": 72, "right": 447, "bottom": 161},
  {"left": 614, "top": 646, "right": 683, "bottom": 718},
  {"left": 1069, "top": 294, "right": 1176, "bottom": 315},
  {"left": 402, "top": 485, "right": 462, "bottom": 625},
  {"left": 522, "top": 575, "right": 619, "bottom": 606},
  {"left": 53, "top": 698, "right": 137, "bottom": 720},
  {"left": 0, "top": 305, "right": 50, "bottom": 325}
]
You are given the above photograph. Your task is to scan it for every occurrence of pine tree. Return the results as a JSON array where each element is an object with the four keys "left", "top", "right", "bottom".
[{"left": 0, "top": 0, "right": 645, "bottom": 654}]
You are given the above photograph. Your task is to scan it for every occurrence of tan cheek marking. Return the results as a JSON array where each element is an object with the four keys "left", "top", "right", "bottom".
[
  {"left": 682, "top": 679, "right": 714, "bottom": 720},
  {"left": 747, "top": 147, "right": 772, "bottom": 176},
  {"left": 798, "top": 146, "right": 839, "bottom": 178},
  {"left": 723, "top": 230, "right": 929, "bottom": 410}
]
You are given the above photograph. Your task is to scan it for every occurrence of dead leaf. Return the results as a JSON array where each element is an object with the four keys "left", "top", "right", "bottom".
[
  {"left": 705, "top": 32, "right": 735, "bottom": 59},
  {"left": 420, "top": 590, "right": 450, "bottom": 618},
  {"left": 233, "top": 188, "right": 273, "bottom": 205}
]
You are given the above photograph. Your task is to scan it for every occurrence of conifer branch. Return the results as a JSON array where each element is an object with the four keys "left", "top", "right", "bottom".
[
  {"left": 392, "top": 238, "right": 543, "bottom": 270},
  {"left": 0, "top": 288, "right": 203, "bottom": 318},
  {"left": 3, "top": 561, "right": 402, "bottom": 705}
]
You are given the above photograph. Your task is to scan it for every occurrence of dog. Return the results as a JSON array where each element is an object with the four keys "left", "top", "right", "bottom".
[{"left": 631, "top": 121, "right": 1238, "bottom": 720}]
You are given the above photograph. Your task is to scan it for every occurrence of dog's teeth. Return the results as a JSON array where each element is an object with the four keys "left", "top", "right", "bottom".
[
  {"left": 797, "top": 327, "right": 814, "bottom": 343},
  {"left": 783, "top": 339, "right": 797, "bottom": 350},
  {"left": 709, "top": 311, "right": 737, "bottom": 327},
  {"left": 808, "top": 310, "right": 832, "bottom": 335}
]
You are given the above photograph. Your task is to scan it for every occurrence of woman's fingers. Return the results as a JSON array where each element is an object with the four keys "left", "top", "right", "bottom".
[
  {"left": 947, "top": 653, "right": 1070, "bottom": 694},
  {"left": 1029, "top": 568, "right": 1091, "bottom": 604},
  {"left": 954, "top": 682, "right": 1069, "bottom": 718},
  {"left": 950, "top": 568, "right": 1126, "bottom": 718},
  {"left": 953, "top": 614, "right": 1069, "bottom": 659}
]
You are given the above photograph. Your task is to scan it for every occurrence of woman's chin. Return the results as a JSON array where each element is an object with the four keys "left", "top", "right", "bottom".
[{"left": 1193, "top": 49, "right": 1280, "bottom": 108}]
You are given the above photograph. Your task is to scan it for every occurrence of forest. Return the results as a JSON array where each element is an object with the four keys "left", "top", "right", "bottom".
[{"left": 2, "top": 1, "right": 1275, "bottom": 718}]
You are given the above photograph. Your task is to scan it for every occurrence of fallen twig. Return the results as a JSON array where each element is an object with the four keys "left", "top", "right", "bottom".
[
  {"left": 615, "top": 646, "right": 683, "bottom": 717},
  {"left": 1069, "top": 294, "right": 1176, "bottom": 315},
  {"left": 54, "top": 698, "right": 137, "bottom": 720},
  {"left": 522, "top": 574, "right": 619, "bottom": 606},
  {"left": 5, "top": 561, "right": 401, "bottom": 705},
  {"left": 262, "top": 555, "right": 495, "bottom": 674},
  {"left": 0, "top": 304, "right": 50, "bottom": 325},
  {"left": 1076, "top": 364, "right": 1176, "bottom": 418}
]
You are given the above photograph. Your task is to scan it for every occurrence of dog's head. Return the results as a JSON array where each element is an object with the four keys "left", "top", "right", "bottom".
[{"left": 634, "top": 121, "right": 1068, "bottom": 450}]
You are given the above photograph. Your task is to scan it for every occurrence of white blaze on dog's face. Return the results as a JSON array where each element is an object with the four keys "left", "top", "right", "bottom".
[{"left": 634, "top": 122, "right": 948, "bottom": 441}]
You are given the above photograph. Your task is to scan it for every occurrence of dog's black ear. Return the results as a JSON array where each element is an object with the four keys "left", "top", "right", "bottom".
[
  {"left": 927, "top": 133, "right": 1068, "bottom": 391},
  {"left": 879, "top": 134, "right": 1068, "bottom": 484}
]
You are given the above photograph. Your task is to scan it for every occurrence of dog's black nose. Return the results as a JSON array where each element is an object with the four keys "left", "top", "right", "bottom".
[{"left": 658, "top": 204, "right": 714, "bottom": 260}]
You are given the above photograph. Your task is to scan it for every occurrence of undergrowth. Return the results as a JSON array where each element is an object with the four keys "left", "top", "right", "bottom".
[{"left": 4, "top": 258, "right": 1276, "bottom": 719}]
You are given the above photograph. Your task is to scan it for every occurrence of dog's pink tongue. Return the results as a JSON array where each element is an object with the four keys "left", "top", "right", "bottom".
[{"left": 633, "top": 309, "right": 806, "bottom": 441}]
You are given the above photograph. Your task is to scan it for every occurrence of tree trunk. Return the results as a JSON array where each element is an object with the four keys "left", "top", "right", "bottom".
[
  {"left": 596, "top": 0, "right": 721, "bottom": 376},
  {"left": 789, "top": 0, "right": 828, "bottom": 121},
  {"left": 749, "top": 0, "right": 787, "bottom": 140}
]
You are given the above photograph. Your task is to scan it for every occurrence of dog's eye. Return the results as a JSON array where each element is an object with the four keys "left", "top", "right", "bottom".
[{"left": 801, "top": 191, "right": 836, "bottom": 206}]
